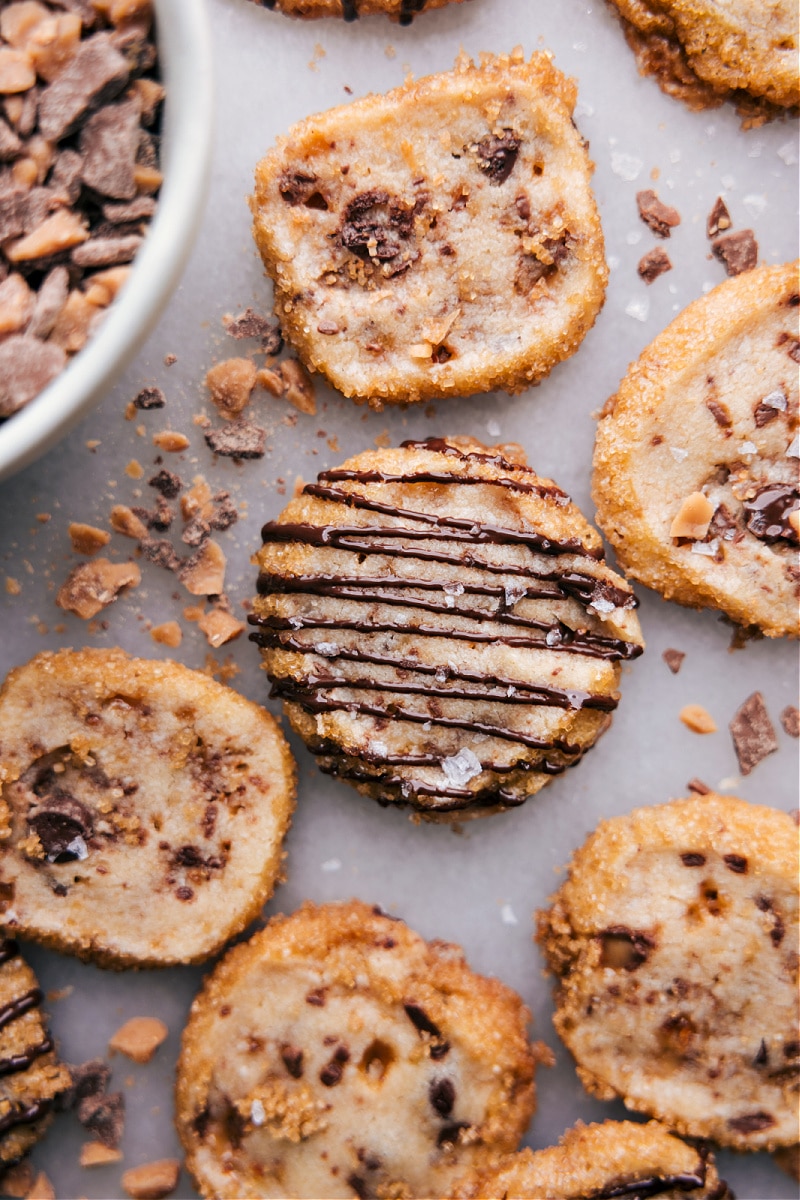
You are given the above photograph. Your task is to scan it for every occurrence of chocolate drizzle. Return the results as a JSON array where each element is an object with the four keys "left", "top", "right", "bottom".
[
  {"left": 0, "top": 945, "right": 58, "bottom": 1126},
  {"left": 251, "top": 439, "right": 641, "bottom": 812},
  {"left": 588, "top": 1161, "right": 708, "bottom": 1198},
  {"left": 0, "top": 988, "right": 42, "bottom": 1032},
  {"left": 0, "top": 1097, "right": 52, "bottom": 1137},
  {"left": 743, "top": 483, "right": 799, "bottom": 545}
]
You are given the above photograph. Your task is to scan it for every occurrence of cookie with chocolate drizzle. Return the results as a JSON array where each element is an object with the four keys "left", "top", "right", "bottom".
[
  {"left": 246, "top": 0, "right": 466, "bottom": 22},
  {"left": 250, "top": 50, "right": 607, "bottom": 406},
  {"left": 593, "top": 261, "right": 800, "bottom": 639},
  {"left": 0, "top": 939, "right": 70, "bottom": 1170},
  {"left": 458, "top": 1119, "right": 731, "bottom": 1200},
  {"left": 177, "top": 899, "right": 545, "bottom": 1200},
  {"left": 538, "top": 794, "right": 800, "bottom": 1151},
  {"left": 250, "top": 438, "right": 644, "bottom": 820},
  {"left": 0, "top": 649, "right": 296, "bottom": 967}
]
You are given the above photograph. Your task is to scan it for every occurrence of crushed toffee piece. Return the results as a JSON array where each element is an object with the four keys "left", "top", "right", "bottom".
[
  {"left": 707, "top": 196, "right": 732, "bottom": 239},
  {"left": 636, "top": 189, "right": 681, "bottom": 237},
  {"left": 712, "top": 229, "right": 758, "bottom": 277},
  {"left": 729, "top": 692, "right": 779, "bottom": 775},
  {"left": 662, "top": 648, "right": 685, "bottom": 674},
  {"left": 638, "top": 246, "right": 672, "bottom": 282}
]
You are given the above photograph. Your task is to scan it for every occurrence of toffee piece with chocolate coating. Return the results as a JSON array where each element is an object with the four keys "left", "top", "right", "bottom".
[
  {"left": 246, "top": 0, "right": 466, "bottom": 21},
  {"left": 177, "top": 900, "right": 544, "bottom": 1200},
  {"left": 0, "top": 649, "right": 296, "bottom": 967},
  {"left": 593, "top": 261, "right": 800, "bottom": 639},
  {"left": 250, "top": 437, "right": 643, "bottom": 820},
  {"left": 251, "top": 50, "right": 607, "bottom": 407},
  {"left": 538, "top": 794, "right": 799, "bottom": 1151},
  {"left": 458, "top": 1119, "right": 730, "bottom": 1200}
]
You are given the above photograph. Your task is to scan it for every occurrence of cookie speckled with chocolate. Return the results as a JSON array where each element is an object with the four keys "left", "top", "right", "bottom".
[
  {"left": 593, "top": 261, "right": 800, "bottom": 639},
  {"left": 0, "top": 649, "right": 296, "bottom": 967},
  {"left": 538, "top": 794, "right": 799, "bottom": 1151},
  {"left": 0, "top": 939, "right": 70, "bottom": 1170},
  {"left": 250, "top": 438, "right": 643, "bottom": 820},
  {"left": 247, "top": 0, "right": 466, "bottom": 21},
  {"left": 177, "top": 900, "right": 544, "bottom": 1200},
  {"left": 251, "top": 50, "right": 607, "bottom": 406},
  {"left": 459, "top": 1119, "right": 731, "bottom": 1200}
]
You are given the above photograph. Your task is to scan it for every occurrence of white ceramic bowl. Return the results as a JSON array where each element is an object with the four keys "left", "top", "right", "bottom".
[{"left": 0, "top": 0, "right": 214, "bottom": 483}]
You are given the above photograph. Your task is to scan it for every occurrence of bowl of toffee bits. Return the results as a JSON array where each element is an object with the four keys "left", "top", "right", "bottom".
[{"left": 0, "top": 0, "right": 213, "bottom": 481}]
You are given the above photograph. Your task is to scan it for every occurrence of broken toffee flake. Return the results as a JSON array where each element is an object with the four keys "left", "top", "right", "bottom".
[
  {"left": 56, "top": 558, "right": 141, "bottom": 619},
  {"left": 706, "top": 196, "right": 732, "bottom": 239},
  {"left": 712, "top": 229, "right": 758, "bottom": 276},
  {"left": 780, "top": 706, "right": 799, "bottom": 739},
  {"left": 662, "top": 648, "right": 685, "bottom": 674},
  {"left": 204, "top": 419, "right": 266, "bottom": 460},
  {"left": 636, "top": 189, "right": 681, "bottom": 237},
  {"left": 637, "top": 246, "right": 672, "bottom": 283},
  {"left": 729, "top": 692, "right": 779, "bottom": 775}
]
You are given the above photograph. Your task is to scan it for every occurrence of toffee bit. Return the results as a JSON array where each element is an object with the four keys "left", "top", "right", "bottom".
[
  {"left": 637, "top": 246, "right": 672, "bottom": 283},
  {"left": 712, "top": 229, "right": 758, "bottom": 277},
  {"left": 679, "top": 704, "right": 717, "bottom": 734},
  {"left": 662, "top": 648, "right": 685, "bottom": 674},
  {"left": 56, "top": 558, "right": 140, "bottom": 619},
  {"left": 706, "top": 196, "right": 732, "bottom": 239},
  {"left": 729, "top": 692, "right": 778, "bottom": 775},
  {"left": 636, "top": 189, "right": 681, "bottom": 237},
  {"left": 780, "top": 706, "right": 799, "bottom": 738}
]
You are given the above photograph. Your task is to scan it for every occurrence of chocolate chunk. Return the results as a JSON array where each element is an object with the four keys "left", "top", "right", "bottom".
[
  {"left": 278, "top": 170, "right": 326, "bottom": 208},
  {"left": 29, "top": 793, "right": 93, "bottom": 863},
  {"left": 280, "top": 1045, "right": 304, "bottom": 1078},
  {"left": 712, "top": 229, "right": 758, "bottom": 277},
  {"left": 661, "top": 648, "right": 685, "bottom": 674},
  {"left": 755, "top": 895, "right": 785, "bottom": 945},
  {"left": 598, "top": 926, "right": 655, "bottom": 970},
  {"left": 680, "top": 852, "right": 706, "bottom": 867},
  {"left": 743, "top": 484, "right": 799, "bottom": 545},
  {"left": 729, "top": 692, "right": 778, "bottom": 776},
  {"left": 707, "top": 503, "right": 740, "bottom": 543},
  {"left": 208, "top": 492, "right": 238, "bottom": 532},
  {"left": 705, "top": 397, "right": 732, "bottom": 428},
  {"left": 727, "top": 1111, "right": 776, "bottom": 1134},
  {"left": 340, "top": 189, "right": 414, "bottom": 262},
  {"left": 514, "top": 253, "right": 552, "bottom": 294},
  {"left": 475, "top": 131, "right": 521, "bottom": 185},
  {"left": 723, "top": 854, "right": 748, "bottom": 874},
  {"left": 204, "top": 419, "right": 266, "bottom": 460},
  {"left": 637, "top": 246, "right": 672, "bottom": 283},
  {"left": 175, "top": 886, "right": 194, "bottom": 901},
  {"left": 437, "top": 1121, "right": 470, "bottom": 1148},
  {"left": 429, "top": 1078, "right": 455, "bottom": 1117},
  {"left": 148, "top": 469, "right": 182, "bottom": 499},
  {"left": 707, "top": 196, "right": 731, "bottom": 239},
  {"left": 38, "top": 33, "right": 130, "bottom": 142},
  {"left": 72, "top": 235, "right": 142, "bottom": 268},
  {"left": 27, "top": 266, "right": 69, "bottom": 340},
  {"left": 102, "top": 196, "right": 157, "bottom": 224},
  {"left": 134, "top": 386, "right": 165, "bottom": 410},
  {"left": 0, "top": 336, "right": 66, "bottom": 418},
  {"left": 780, "top": 706, "right": 799, "bottom": 738},
  {"left": 636, "top": 189, "right": 680, "bottom": 238},
  {"left": 0, "top": 184, "right": 29, "bottom": 242},
  {"left": 0, "top": 118, "right": 22, "bottom": 163},
  {"left": 346, "top": 1175, "right": 370, "bottom": 1200},
  {"left": 78, "top": 1090, "right": 125, "bottom": 1148},
  {"left": 79, "top": 97, "right": 141, "bottom": 200},
  {"left": 687, "top": 778, "right": 711, "bottom": 795},
  {"left": 50, "top": 149, "right": 85, "bottom": 205},
  {"left": 320, "top": 1045, "right": 350, "bottom": 1087},
  {"left": 403, "top": 1002, "right": 442, "bottom": 1039},
  {"left": 753, "top": 390, "right": 786, "bottom": 427}
]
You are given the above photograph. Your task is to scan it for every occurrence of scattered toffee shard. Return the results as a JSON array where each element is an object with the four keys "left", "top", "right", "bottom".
[{"left": 729, "top": 692, "right": 779, "bottom": 775}]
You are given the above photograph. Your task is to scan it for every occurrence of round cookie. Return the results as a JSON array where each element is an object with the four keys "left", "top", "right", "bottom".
[
  {"left": 247, "top": 0, "right": 466, "bottom": 22},
  {"left": 0, "top": 649, "right": 296, "bottom": 967},
  {"left": 593, "top": 261, "right": 800, "bottom": 639},
  {"left": 0, "top": 938, "right": 71, "bottom": 1170},
  {"left": 251, "top": 50, "right": 607, "bottom": 406},
  {"left": 250, "top": 437, "right": 644, "bottom": 820},
  {"left": 459, "top": 1119, "right": 731, "bottom": 1199},
  {"left": 177, "top": 900, "right": 543, "bottom": 1200},
  {"left": 607, "top": 0, "right": 799, "bottom": 114},
  {"left": 538, "top": 794, "right": 799, "bottom": 1151}
]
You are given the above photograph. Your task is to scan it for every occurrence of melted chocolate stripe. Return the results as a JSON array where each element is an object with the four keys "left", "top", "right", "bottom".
[
  {"left": 271, "top": 680, "right": 582, "bottom": 753},
  {"left": 259, "top": 569, "right": 565, "bottom": 604},
  {"left": 319, "top": 760, "right": 532, "bottom": 810},
  {"left": 310, "top": 741, "right": 577, "bottom": 774},
  {"left": 0, "top": 1036, "right": 52, "bottom": 1078},
  {"left": 0, "top": 1097, "right": 51, "bottom": 1137},
  {"left": 249, "top": 614, "right": 642, "bottom": 663},
  {"left": 0, "top": 988, "right": 42, "bottom": 1032},
  {"left": 399, "top": 437, "right": 549, "bottom": 479},
  {"left": 589, "top": 1159, "right": 707, "bottom": 1199},
  {"left": 317, "top": 466, "right": 565, "bottom": 500},
  {"left": 258, "top": 635, "right": 617, "bottom": 711}
]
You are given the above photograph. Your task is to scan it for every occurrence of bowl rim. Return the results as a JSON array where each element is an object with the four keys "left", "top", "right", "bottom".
[{"left": 0, "top": 0, "right": 214, "bottom": 484}]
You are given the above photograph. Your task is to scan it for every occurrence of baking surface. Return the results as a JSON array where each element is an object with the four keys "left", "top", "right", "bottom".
[{"left": 0, "top": 0, "right": 798, "bottom": 1195}]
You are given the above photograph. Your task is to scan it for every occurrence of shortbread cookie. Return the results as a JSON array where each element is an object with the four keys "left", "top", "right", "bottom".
[
  {"left": 608, "top": 0, "right": 799, "bottom": 115},
  {"left": 0, "top": 649, "right": 296, "bottom": 967},
  {"left": 247, "top": 0, "right": 465, "bottom": 22},
  {"left": 251, "top": 51, "right": 607, "bottom": 406},
  {"left": 250, "top": 438, "right": 644, "bottom": 819},
  {"left": 0, "top": 938, "right": 71, "bottom": 1169},
  {"left": 538, "top": 794, "right": 800, "bottom": 1151},
  {"left": 460, "top": 1119, "right": 730, "bottom": 1199},
  {"left": 177, "top": 900, "right": 542, "bottom": 1200},
  {"left": 593, "top": 262, "right": 800, "bottom": 639}
]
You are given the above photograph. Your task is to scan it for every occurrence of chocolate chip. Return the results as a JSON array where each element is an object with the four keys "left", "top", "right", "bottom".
[
  {"left": 661, "top": 648, "right": 684, "bottom": 674},
  {"left": 29, "top": 793, "right": 93, "bottom": 863},
  {"left": 743, "top": 484, "right": 800, "bottom": 545},
  {"left": 204, "top": 419, "right": 266, "bottom": 460},
  {"left": 712, "top": 229, "right": 758, "bottom": 276},
  {"left": 437, "top": 1121, "right": 470, "bottom": 1148},
  {"left": 729, "top": 692, "right": 779, "bottom": 776},
  {"left": 175, "top": 886, "right": 194, "bottom": 902},
  {"left": 280, "top": 1045, "right": 304, "bottom": 1078},
  {"left": 780, "top": 706, "right": 799, "bottom": 738},
  {"left": 598, "top": 926, "right": 655, "bottom": 970},
  {"left": 305, "top": 988, "right": 326, "bottom": 1007},
  {"left": 38, "top": 33, "right": 130, "bottom": 143},
  {"left": 320, "top": 1045, "right": 350, "bottom": 1087},
  {"left": 27, "top": 266, "right": 69, "bottom": 340},
  {"left": 727, "top": 1111, "right": 776, "bottom": 1134},
  {"left": 278, "top": 170, "right": 323, "bottom": 207},
  {"left": 638, "top": 246, "right": 672, "bottom": 283},
  {"left": 705, "top": 397, "right": 732, "bottom": 428},
  {"left": 723, "top": 854, "right": 748, "bottom": 874},
  {"left": 79, "top": 1091, "right": 125, "bottom": 1148},
  {"left": 429, "top": 1078, "right": 455, "bottom": 1117},
  {"left": 346, "top": 1175, "right": 370, "bottom": 1200},
  {"left": 475, "top": 131, "right": 521, "bottom": 185},
  {"left": 340, "top": 189, "right": 414, "bottom": 262},
  {"left": 753, "top": 392, "right": 786, "bottom": 426},
  {"left": 707, "top": 196, "right": 731, "bottom": 239},
  {"left": 681, "top": 852, "right": 706, "bottom": 867},
  {"left": 636, "top": 189, "right": 680, "bottom": 237},
  {"left": 134, "top": 386, "right": 165, "bottom": 410},
  {"left": 403, "top": 1002, "right": 442, "bottom": 1039},
  {"left": 687, "top": 778, "right": 711, "bottom": 795},
  {"left": 148, "top": 469, "right": 182, "bottom": 499}
]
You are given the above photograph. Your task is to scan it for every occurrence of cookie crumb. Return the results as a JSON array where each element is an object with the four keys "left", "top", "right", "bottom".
[
  {"left": 198, "top": 607, "right": 245, "bottom": 648},
  {"left": 780, "top": 706, "right": 799, "bottom": 738},
  {"left": 661, "top": 647, "right": 685, "bottom": 674},
  {"left": 679, "top": 704, "right": 717, "bottom": 734},
  {"left": 80, "top": 1141, "right": 124, "bottom": 1167},
  {"left": 109, "top": 1017, "right": 168, "bottom": 1064},
  {"left": 687, "top": 778, "right": 712, "bottom": 794},
  {"left": 730, "top": 692, "right": 778, "bottom": 774},
  {"left": 150, "top": 621, "right": 182, "bottom": 648},
  {"left": 152, "top": 431, "right": 189, "bottom": 453},
  {"left": 121, "top": 1160, "right": 180, "bottom": 1200},
  {"left": 68, "top": 522, "right": 111, "bottom": 556},
  {"left": 669, "top": 492, "right": 714, "bottom": 539},
  {"left": 637, "top": 246, "right": 672, "bottom": 283},
  {"left": 636, "top": 189, "right": 680, "bottom": 237},
  {"left": 204, "top": 419, "right": 266, "bottom": 459},
  {"left": 56, "top": 558, "right": 141, "bottom": 619},
  {"left": 706, "top": 196, "right": 732, "bottom": 239},
  {"left": 134, "top": 387, "right": 166, "bottom": 410},
  {"left": 712, "top": 229, "right": 757, "bottom": 276}
]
